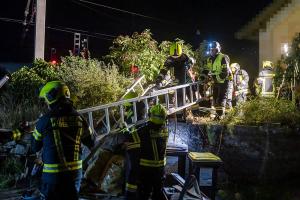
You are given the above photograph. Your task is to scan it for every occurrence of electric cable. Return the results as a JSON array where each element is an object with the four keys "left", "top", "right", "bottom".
[
  {"left": 0, "top": 17, "right": 115, "bottom": 41},
  {"left": 77, "top": 0, "right": 174, "bottom": 24}
]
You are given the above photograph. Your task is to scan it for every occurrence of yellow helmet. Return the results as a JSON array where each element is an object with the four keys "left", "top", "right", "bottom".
[
  {"left": 39, "top": 81, "right": 70, "bottom": 105},
  {"left": 263, "top": 61, "right": 273, "bottom": 69},
  {"left": 149, "top": 104, "right": 167, "bottom": 125},
  {"left": 170, "top": 42, "right": 183, "bottom": 57}
]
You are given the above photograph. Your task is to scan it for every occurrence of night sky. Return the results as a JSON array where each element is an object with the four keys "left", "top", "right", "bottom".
[{"left": 0, "top": 0, "right": 274, "bottom": 76}]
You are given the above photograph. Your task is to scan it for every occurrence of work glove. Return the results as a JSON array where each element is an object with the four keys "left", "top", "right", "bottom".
[{"left": 12, "top": 121, "right": 32, "bottom": 142}]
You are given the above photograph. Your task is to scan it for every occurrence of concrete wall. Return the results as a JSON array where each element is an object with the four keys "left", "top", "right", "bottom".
[{"left": 259, "top": 0, "right": 300, "bottom": 70}]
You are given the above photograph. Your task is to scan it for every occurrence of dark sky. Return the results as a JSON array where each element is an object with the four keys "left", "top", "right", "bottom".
[{"left": 0, "top": 0, "right": 274, "bottom": 75}]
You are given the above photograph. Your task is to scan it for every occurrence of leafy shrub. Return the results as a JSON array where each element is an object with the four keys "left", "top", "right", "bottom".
[
  {"left": 0, "top": 57, "right": 130, "bottom": 128},
  {"left": 58, "top": 56, "right": 131, "bottom": 108},
  {"left": 194, "top": 40, "right": 210, "bottom": 75},
  {"left": 0, "top": 60, "right": 57, "bottom": 127},
  {"left": 105, "top": 29, "right": 196, "bottom": 82},
  {"left": 274, "top": 33, "right": 300, "bottom": 99},
  {"left": 0, "top": 157, "right": 23, "bottom": 189},
  {"left": 9, "top": 59, "right": 58, "bottom": 105},
  {"left": 222, "top": 98, "right": 300, "bottom": 126},
  {"left": 105, "top": 29, "right": 166, "bottom": 81}
]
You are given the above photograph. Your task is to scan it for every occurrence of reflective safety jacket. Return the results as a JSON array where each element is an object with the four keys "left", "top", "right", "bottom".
[
  {"left": 257, "top": 67, "right": 275, "bottom": 97},
  {"left": 205, "top": 53, "right": 231, "bottom": 83},
  {"left": 138, "top": 122, "right": 168, "bottom": 168},
  {"left": 233, "top": 69, "right": 249, "bottom": 93},
  {"left": 161, "top": 53, "right": 194, "bottom": 84},
  {"left": 32, "top": 101, "right": 94, "bottom": 183}
]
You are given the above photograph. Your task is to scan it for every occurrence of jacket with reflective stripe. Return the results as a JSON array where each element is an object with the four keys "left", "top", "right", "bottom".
[
  {"left": 138, "top": 122, "right": 168, "bottom": 168},
  {"left": 206, "top": 53, "right": 230, "bottom": 83},
  {"left": 32, "top": 101, "right": 94, "bottom": 182},
  {"left": 257, "top": 68, "right": 275, "bottom": 97},
  {"left": 234, "top": 69, "right": 249, "bottom": 91}
]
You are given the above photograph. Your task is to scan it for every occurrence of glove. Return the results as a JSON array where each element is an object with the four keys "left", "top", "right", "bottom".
[{"left": 12, "top": 129, "right": 22, "bottom": 141}]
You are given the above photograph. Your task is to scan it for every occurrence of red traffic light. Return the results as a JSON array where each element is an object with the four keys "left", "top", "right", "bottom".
[{"left": 51, "top": 60, "right": 57, "bottom": 65}]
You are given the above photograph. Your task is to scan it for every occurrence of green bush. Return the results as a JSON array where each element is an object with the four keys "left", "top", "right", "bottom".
[
  {"left": 0, "top": 157, "right": 23, "bottom": 189},
  {"left": 222, "top": 98, "right": 300, "bottom": 126},
  {"left": 274, "top": 33, "right": 300, "bottom": 99},
  {"left": 105, "top": 29, "right": 195, "bottom": 81},
  {"left": 58, "top": 56, "right": 131, "bottom": 108},
  {"left": 9, "top": 59, "right": 58, "bottom": 105},
  {"left": 0, "top": 60, "right": 57, "bottom": 127},
  {"left": 0, "top": 57, "right": 130, "bottom": 128},
  {"left": 105, "top": 29, "right": 165, "bottom": 81}
]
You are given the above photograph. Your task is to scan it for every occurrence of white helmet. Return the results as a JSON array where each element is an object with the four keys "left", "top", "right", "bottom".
[{"left": 230, "top": 63, "right": 240, "bottom": 71}]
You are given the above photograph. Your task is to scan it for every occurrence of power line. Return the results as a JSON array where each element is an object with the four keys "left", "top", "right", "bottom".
[
  {"left": 71, "top": 0, "right": 128, "bottom": 24},
  {"left": 0, "top": 17, "right": 115, "bottom": 41},
  {"left": 77, "top": 0, "right": 174, "bottom": 24},
  {"left": 46, "top": 26, "right": 113, "bottom": 41}
]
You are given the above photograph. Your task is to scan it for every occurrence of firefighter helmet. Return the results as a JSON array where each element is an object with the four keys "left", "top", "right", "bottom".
[
  {"left": 149, "top": 104, "right": 167, "bottom": 125},
  {"left": 39, "top": 81, "right": 70, "bottom": 105},
  {"left": 170, "top": 42, "right": 183, "bottom": 57},
  {"left": 230, "top": 63, "right": 240, "bottom": 72},
  {"left": 209, "top": 41, "right": 221, "bottom": 53},
  {"left": 263, "top": 60, "right": 273, "bottom": 69}
]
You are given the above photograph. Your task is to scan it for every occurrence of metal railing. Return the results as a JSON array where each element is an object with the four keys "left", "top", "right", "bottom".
[{"left": 78, "top": 81, "right": 202, "bottom": 135}]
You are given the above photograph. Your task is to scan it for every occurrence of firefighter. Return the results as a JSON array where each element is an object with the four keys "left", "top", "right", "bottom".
[
  {"left": 156, "top": 42, "right": 195, "bottom": 106},
  {"left": 138, "top": 104, "right": 168, "bottom": 200},
  {"left": 122, "top": 125, "right": 141, "bottom": 200},
  {"left": 230, "top": 63, "right": 249, "bottom": 105},
  {"left": 256, "top": 61, "right": 275, "bottom": 97},
  {"left": 203, "top": 41, "right": 232, "bottom": 119},
  {"left": 32, "top": 81, "right": 95, "bottom": 200},
  {"left": 121, "top": 91, "right": 146, "bottom": 200}
]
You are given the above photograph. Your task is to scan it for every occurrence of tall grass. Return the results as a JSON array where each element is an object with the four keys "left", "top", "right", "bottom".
[
  {"left": 0, "top": 91, "right": 41, "bottom": 128},
  {"left": 222, "top": 97, "right": 300, "bottom": 127}
]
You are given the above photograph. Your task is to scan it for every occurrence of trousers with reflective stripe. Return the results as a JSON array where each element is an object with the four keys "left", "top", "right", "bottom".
[
  {"left": 139, "top": 124, "right": 168, "bottom": 168},
  {"left": 125, "top": 144, "right": 140, "bottom": 200},
  {"left": 43, "top": 160, "right": 82, "bottom": 173}
]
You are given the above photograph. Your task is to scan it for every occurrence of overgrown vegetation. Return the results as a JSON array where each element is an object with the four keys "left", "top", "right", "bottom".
[
  {"left": 0, "top": 157, "right": 23, "bottom": 189},
  {"left": 0, "top": 57, "right": 130, "bottom": 128},
  {"left": 58, "top": 56, "right": 130, "bottom": 108},
  {"left": 221, "top": 98, "right": 300, "bottom": 126},
  {"left": 274, "top": 33, "right": 300, "bottom": 100},
  {"left": 105, "top": 29, "right": 165, "bottom": 81},
  {"left": 105, "top": 29, "right": 195, "bottom": 81}
]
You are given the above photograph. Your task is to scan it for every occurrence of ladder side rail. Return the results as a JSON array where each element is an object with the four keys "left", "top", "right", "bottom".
[
  {"left": 183, "top": 87, "right": 186, "bottom": 106},
  {"left": 104, "top": 108, "right": 110, "bottom": 134},
  {"left": 79, "top": 81, "right": 201, "bottom": 114}
]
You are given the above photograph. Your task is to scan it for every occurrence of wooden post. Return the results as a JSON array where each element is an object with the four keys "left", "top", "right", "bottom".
[{"left": 34, "top": 0, "right": 46, "bottom": 60}]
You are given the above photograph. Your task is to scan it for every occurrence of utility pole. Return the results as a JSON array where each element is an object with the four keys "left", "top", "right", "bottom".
[{"left": 34, "top": 0, "right": 46, "bottom": 60}]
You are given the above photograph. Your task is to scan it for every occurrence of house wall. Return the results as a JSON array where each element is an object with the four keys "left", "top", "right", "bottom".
[{"left": 259, "top": 0, "right": 300, "bottom": 71}]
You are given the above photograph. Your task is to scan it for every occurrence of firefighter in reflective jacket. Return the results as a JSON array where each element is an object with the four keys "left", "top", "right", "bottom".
[
  {"left": 32, "top": 81, "right": 95, "bottom": 200},
  {"left": 138, "top": 104, "right": 168, "bottom": 200},
  {"left": 156, "top": 42, "right": 195, "bottom": 106},
  {"left": 122, "top": 92, "right": 146, "bottom": 200},
  {"left": 257, "top": 61, "right": 275, "bottom": 97},
  {"left": 230, "top": 63, "right": 249, "bottom": 105},
  {"left": 204, "top": 41, "right": 232, "bottom": 119}
]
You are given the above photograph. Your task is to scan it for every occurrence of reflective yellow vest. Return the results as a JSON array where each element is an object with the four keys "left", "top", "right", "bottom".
[{"left": 206, "top": 53, "right": 227, "bottom": 83}]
